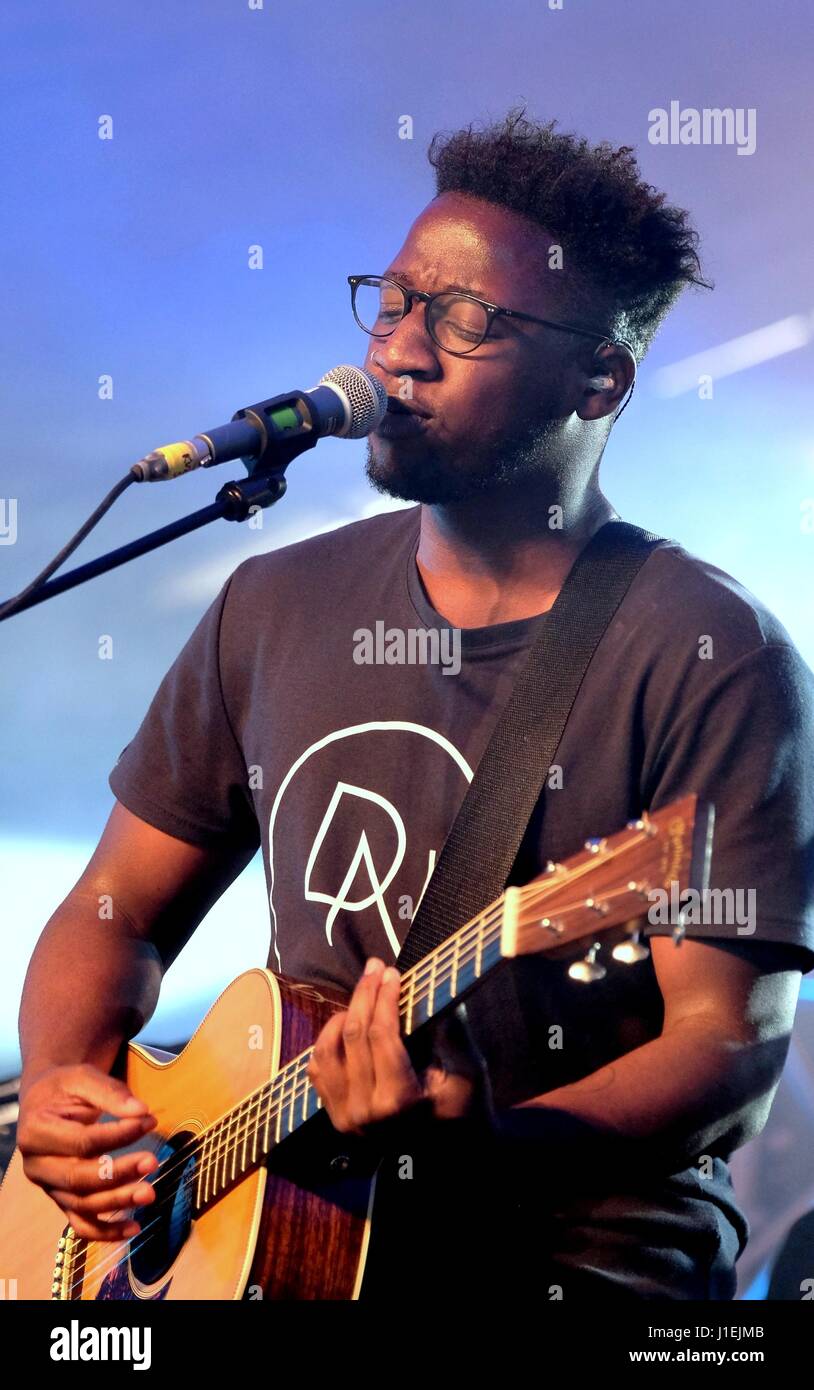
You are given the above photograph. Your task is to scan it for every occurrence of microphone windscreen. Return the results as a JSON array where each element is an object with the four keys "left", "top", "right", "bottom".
[{"left": 318, "top": 364, "right": 387, "bottom": 438}]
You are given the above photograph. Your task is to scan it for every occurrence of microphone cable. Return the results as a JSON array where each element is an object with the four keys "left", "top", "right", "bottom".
[{"left": 0, "top": 472, "right": 136, "bottom": 622}]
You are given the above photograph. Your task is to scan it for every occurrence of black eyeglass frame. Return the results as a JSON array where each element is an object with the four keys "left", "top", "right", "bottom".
[{"left": 347, "top": 272, "right": 619, "bottom": 357}]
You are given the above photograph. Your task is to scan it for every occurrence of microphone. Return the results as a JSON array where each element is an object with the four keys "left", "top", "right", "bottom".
[{"left": 132, "top": 364, "right": 387, "bottom": 482}]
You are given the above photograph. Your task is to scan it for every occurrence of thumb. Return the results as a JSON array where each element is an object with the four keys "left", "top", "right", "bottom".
[
  {"left": 419, "top": 1064, "right": 447, "bottom": 1099},
  {"left": 432, "top": 1005, "right": 487, "bottom": 1079}
]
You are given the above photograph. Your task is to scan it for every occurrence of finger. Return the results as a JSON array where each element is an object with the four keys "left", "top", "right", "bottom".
[
  {"left": 49, "top": 1177, "right": 156, "bottom": 1218},
  {"left": 19, "top": 1111, "right": 157, "bottom": 1159},
  {"left": 60, "top": 1068, "right": 153, "bottom": 1119},
  {"left": 64, "top": 1208, "right": 141, "bottom": 1244},
  {"left": 341, "top": 959, "right": 388, "bottom": 1123},
  {"left": 367, "top": 967, "right": 422, "bottom": 1107},
  {"left": 308, "top": 1006, "right": 352, "bottom": 1102},
  {"left": 23, "top": 1147, "right": 159, "bottom": 1193}
]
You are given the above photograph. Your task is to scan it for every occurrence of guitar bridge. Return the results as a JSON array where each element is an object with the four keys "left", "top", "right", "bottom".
[{"left": 51, "top": 1223, "right": 83, "bottom": 1300}]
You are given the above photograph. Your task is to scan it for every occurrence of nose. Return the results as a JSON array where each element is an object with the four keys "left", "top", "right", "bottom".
[{"left": 364, "top": 300, "right": 440, "bottom": 380}]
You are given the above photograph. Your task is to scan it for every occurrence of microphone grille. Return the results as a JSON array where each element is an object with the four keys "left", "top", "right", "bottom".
[{"left": 318, "top": 365, "right": 387, "bottom": 438}]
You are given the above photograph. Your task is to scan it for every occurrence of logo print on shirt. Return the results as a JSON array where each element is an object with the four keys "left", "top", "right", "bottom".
[
  {"left": 305, "top": 782, "right": 406, "bottom": 956},
  {"left": 267, "top": 721, "right": 473, "bottom": 969}
]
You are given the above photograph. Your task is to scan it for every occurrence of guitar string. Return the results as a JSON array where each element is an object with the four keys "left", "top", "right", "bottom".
[
  {"left": 71, "top": 906, "right": 652, "bottom": 1295},
  {"left": 179, "top": 866, "right": 649, "bottom": 1211},
  {"left": 66, "top": 840, "right": 654, "bottom": 1299},
  {"left": 66, "top": 854, "right": 654, "bottom": 1298},
  {"left": 180, "top": 830, "right": 653, "bottom": 1204},
  {"left": 143, "top": 828, "right": 643, "bottom": 1214},
  {"left": 70, "top": 885, "right": 651, "bottom": 1300},
  {"left": 64, "top": 924, "right": 485, "bottom": 1294},
  {"left": 66, "top": 839, "right": 654, "bottom": 1295},
  {"left": 68, "top": 898, "right": 515, "bottom": 1296},
  {"left": 79, "top": 837, "right": 635, "bottom": 1252},
  {"left": 186, "top": 829, "right": 650, "bottom": 1205}
]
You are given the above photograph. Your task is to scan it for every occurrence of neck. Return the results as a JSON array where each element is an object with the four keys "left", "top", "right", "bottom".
[{"left": 415, "top": 481, "right": 617, "bottom": 628}]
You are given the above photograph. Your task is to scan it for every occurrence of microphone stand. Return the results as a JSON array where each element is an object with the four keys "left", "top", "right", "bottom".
[{"left": 0, "top": 427, "right": 318, "bottom": 622}]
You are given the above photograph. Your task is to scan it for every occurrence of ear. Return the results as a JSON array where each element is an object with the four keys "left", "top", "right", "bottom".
[{"left": 576, "top": 342, "right": 637, "bottom": 421}]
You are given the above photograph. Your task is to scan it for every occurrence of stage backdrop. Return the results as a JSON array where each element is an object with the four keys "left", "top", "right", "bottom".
[{"left": 1, "top": 0, "right": 812, "bottom": 1298}]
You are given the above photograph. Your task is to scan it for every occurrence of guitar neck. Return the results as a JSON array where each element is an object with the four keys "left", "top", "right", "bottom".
[
  {"left": 190, "top": 794, "right": 708, "bottom": 1215},
  {"left": 192, "top": 895, "right": 506, "bottom": 1214}
]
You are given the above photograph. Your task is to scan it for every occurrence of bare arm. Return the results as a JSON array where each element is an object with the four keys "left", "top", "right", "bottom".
[
  {"left": 15, "top": 799, "right": 256, "bottom": 1241},
  {"left": 501, "top": 936, "right": 803, "bottom": 1176},
  {"left": 309, "top": 937, "right": 804, "bottom": 1189},
  {"left": 19, "top": 798, "right": 256, "bottom": 1089}
]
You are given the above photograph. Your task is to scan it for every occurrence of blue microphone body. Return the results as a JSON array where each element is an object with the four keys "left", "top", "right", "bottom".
[{"left": 133, "top": 367, "right": 386, "bottom": 482}]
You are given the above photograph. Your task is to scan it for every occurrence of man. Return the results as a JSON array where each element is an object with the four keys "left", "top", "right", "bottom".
[{"left": 16, "top": 110, "right": 814, "bottom": 1302}]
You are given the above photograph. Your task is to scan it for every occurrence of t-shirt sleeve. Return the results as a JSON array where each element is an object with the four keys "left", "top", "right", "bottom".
[
  {"left": 641, "top": 642, "right": 814, "bottom": 973},
  {"left": 108, "top": 574, "right": 260, "bottom": 853}
]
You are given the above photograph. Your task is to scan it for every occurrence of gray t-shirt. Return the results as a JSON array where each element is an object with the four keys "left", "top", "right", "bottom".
[{"left": 109, "top": 505, "right": 814, "bottom": 1299}]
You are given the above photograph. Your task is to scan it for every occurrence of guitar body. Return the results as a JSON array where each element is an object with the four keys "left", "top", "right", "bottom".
[{"left": 0, "top": 969, "right": 376, "bottom": 1300}]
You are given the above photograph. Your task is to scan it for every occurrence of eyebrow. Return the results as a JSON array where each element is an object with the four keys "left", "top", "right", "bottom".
[{"left": 387, "top": 271, "right": 490, "bottom": 300}]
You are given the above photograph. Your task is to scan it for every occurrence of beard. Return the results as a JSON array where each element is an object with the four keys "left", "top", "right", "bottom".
[{"left": 364, "top": 414, "right": 567, "bottom": 505}]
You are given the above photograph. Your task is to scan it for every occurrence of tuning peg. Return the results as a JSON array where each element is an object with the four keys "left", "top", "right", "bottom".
[
  {"left": 612, "top": 928, "right": 650, "bottom": 964},
  {"left": 626, "top": 814, "right": 657, "bottom": 837},
  {"left": 568, "top": 942, "right": 607, "bottom": 983}
]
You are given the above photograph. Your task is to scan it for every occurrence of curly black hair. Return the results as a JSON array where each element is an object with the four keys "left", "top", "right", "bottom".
[{"left": 428, "top": 106, "right": 711, "bottom": 361}]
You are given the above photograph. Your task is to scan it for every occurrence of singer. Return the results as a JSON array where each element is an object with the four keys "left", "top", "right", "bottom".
[{"left": 14, "top": 108, "right": 814, "bottom": 1302}]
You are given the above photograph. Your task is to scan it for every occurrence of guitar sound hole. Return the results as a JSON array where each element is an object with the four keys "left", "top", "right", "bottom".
[{"left": 128, "top": 1132, "right": 196, "bottom": 1286}]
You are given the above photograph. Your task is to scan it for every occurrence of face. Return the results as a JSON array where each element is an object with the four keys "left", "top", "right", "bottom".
[{"left": 361, "top": 191, "right": 601, "bottom": 505}]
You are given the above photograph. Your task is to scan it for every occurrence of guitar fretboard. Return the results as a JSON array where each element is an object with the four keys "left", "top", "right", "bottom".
[
  {"left": 192, "top": 891, "right": 509, "bottom": 1212},
  {"left": 184, "top": 808, "right": 672, "bottom": 1215}
]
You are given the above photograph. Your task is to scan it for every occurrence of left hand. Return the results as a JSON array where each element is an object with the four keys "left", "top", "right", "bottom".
[{"left": 308, "top": 957, "right": 491, "bottom": 1136}]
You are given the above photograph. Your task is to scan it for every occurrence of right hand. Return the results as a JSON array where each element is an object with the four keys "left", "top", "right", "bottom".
[{"left": 16, "top": 1064, "right": 159, "bottom": 1243}]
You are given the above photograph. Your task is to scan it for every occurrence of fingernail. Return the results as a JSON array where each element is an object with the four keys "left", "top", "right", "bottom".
[
  {"left": 382, "top": 966, "right": 399, "bottom": 983},
  {"left": 137, "top": 1155, "right": 156, "bottom": 1174},
  {"left": 364, "top": 958, "right": 383, "bottom": 975},
  {"left": 123, "top": 1096, "right": 146, "bottom": 1113}
]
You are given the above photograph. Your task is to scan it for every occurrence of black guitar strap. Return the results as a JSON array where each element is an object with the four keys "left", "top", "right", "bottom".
[{"left": 395, "top": 519, "right": 667, "bottom": 973}]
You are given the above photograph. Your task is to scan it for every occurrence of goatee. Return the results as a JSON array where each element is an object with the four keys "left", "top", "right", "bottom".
[{"left": 364, "top": 419, "right": 563, "bottom": 505}]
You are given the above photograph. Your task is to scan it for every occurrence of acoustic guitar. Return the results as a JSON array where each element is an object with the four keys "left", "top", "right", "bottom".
[{"left": 0, "top": 793, "right": 710, "bottom": 1300}]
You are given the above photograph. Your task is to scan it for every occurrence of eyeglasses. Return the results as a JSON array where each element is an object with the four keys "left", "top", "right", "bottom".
[{"left": 348, "top": 273, "right": 615, "bottom": 358}]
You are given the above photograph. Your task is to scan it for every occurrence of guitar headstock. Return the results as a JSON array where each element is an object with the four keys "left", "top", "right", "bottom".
[{"left": 501, "top": 793, "right": 713, "bottom": 971}]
